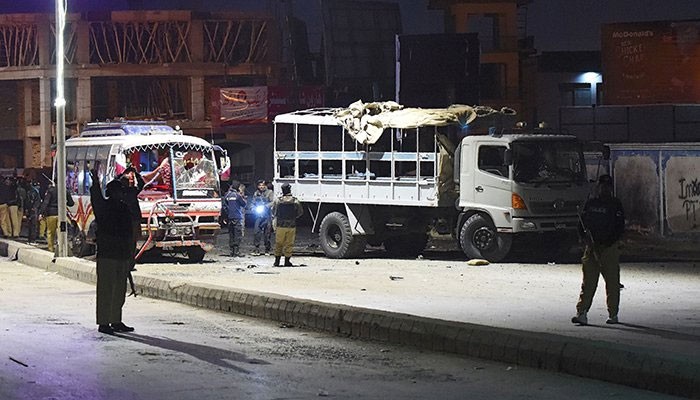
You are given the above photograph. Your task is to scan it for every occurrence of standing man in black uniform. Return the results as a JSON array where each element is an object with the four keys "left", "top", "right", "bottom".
[
  {"left": 119, "top": 166, "right": 145, "bottom": 270},
  {"left": 222, "top": 180, "right": 247, "bottom": 257},
  {"left": 271, "top": 183, "right": 303, "bottom": 267},
  {"left": 250, "top": 179, "right": 274, "bottom": 255},
  {"left": 572, "top": 174, "right": 625, "bottom": 326},
  {"left": 90, "top": 169, "right": 135, "bottom": 335}
]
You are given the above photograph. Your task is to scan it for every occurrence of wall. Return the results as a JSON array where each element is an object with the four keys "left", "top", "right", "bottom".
[{"left": 610, "top": 144, "right": 700, "bottom": 237}]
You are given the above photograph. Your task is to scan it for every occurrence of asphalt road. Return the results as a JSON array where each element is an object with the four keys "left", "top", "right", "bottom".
[{"left": 0, "top": 260, "right": 685, "bottom": 400}]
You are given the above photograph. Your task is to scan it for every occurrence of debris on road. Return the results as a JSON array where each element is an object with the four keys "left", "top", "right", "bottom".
[
  {"left": 9, "top": 356, "right": 28, "bottom": 367},
  {"left": 389, "top": 276, "right": 404, "bottom": 281},
  {"left": 466, "top": 259, "right": 489, "bottom": 266}
]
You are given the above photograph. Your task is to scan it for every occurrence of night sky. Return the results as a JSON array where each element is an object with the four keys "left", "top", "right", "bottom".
[{"left": 2, "top": 0, "right": 699, "bottom": 51}]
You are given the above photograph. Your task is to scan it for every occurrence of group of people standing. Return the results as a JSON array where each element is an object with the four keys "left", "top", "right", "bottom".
[
  {"left": 0, "top": 175, "right": 73, "bottom": 253},
  {"left": 221, "top": 179, "right": 302, "bottom": 267}
]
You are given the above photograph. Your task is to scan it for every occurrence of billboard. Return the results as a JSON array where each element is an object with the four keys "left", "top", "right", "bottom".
[
  {"left": 602, "top": 20, "right": 700, "bottom": 105},
  {"left": 211, "top": 86, "right": 325, "bottom": 126},
  {"left": 212, "top": 86, "right": 268, "bottom": 127}
]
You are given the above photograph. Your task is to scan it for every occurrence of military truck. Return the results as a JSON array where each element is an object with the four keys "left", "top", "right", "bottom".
[{"left": 273, "top": 104, "right": 589, "bottom": 262}]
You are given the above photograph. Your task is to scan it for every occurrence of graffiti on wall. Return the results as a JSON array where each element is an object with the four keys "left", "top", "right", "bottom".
[{"left": 667, "top": 157, "right": 700, "bottom": 232}]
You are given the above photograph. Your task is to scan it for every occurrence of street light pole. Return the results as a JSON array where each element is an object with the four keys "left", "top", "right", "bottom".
[{"left": 55, "top": 0, "right": 68, "bottom": 257}]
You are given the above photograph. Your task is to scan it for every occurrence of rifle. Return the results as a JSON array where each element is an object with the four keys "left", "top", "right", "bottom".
[
  {"left": 127, "top": 270, "right": 137, "bottom": 297},
  {"left": 577, "top": 205, "right": 602, "bottom": 266}
]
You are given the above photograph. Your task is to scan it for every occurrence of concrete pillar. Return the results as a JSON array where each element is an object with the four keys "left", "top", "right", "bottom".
[
  {"left": 190, "top": 76, "right": 205, "bottom": 121},
  {"left": 188, "top": 19, "right": 204, "bottom": 63},
  {"left": 23, "top": 82, "right": 34, "bottom": 126},
  {"left": 39, "top": 77, "right": 53, "bottom": 168},
  {"left": 76, "top": 77, "right": 92, "bottom": 124},
  {"left": 74, "top": 19, "right": 91, "bottom": 65},
  {"left": 37, "top": 18, "right": 51, "bottom": 66}
]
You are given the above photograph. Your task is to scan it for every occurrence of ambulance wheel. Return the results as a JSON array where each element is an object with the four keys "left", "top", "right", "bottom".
[
  {"left": 319, "top": 212, "right": 365, "bottom": 259},
  {"left": 459, "top": 214, "right": 511, "bottom": 262}
]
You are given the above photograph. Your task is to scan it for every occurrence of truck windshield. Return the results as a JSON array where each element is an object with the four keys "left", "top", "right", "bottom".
[
  {"left": 172, "top": 146, "right": 220, "bottom": 198},
  {"left": 512, "top": 140, "right": 586, "bottom": 184}
]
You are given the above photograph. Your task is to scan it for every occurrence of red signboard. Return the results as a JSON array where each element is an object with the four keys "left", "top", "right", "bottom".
[
  {"left": 211, "top": 86, "right": 325, "bottom": 126},
  {"left": 602, "top": 20, "right": 700, "bottom": 105}
]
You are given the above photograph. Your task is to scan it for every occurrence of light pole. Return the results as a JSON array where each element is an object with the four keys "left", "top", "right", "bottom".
[{"left": 55, "top": 0, "right": 68, "bottom": 257}]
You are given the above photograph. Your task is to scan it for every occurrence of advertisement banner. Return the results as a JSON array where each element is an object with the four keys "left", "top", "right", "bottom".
[
  {"left": 267, "top": 86, "right": 325, "bottom": 119},
  {"left": 214, "top": 86, "right": 268, "bottom": 126},
  {"left": 211, "top": 86, "right": 325, "bottom": 125},
  {"left": 602, "top": 21, "right": 700, "bottom": 105}
]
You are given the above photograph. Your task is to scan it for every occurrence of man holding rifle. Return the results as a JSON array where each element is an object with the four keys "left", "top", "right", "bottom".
[{"left": 572, "top": 174, "right": 625, "bottom": 326}]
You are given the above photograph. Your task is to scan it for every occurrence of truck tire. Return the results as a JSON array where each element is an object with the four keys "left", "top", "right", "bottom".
[
  {"left": 319, "top": 212, "right": 366, "bottom": 259},
  {"left": 384, "top": 234, "right": 428, "bottom": 258},
  {"left": 459, "top": 214, "right": 512, "bottom": 262},
  {"left": 187, "top": 247, "right": 206, "bottom": 262}
]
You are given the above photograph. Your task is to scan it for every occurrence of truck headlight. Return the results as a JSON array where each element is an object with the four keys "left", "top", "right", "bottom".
[{"left": 520, "top": 221, "right": 537, "bottom": 230}]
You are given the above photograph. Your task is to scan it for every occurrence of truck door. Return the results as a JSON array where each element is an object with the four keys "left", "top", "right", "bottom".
[{"left": 474, "top": 145, "right": 511, "bottom": 227}]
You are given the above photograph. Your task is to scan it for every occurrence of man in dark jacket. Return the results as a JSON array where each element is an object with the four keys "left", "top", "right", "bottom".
[
  {"left": 572, "top": 174, "right": 625, "bottom": 326},
  {"left": 271, "top": 183, "right": 303, "bottom": 267},
  {"left": 119, "top": 166, "right": 145, "bottom": 270},
  {"left": 250, "top": 179, "right": 274, "bottom": 255},
  {"left": 90, "top": 169, "right": 135, "bottom": 335},
  {"left": 39, "top": 182, "right": 75, "bottom": 254},
  {"left": 221, "top": 180, "right": 247, "bottom": 257}
]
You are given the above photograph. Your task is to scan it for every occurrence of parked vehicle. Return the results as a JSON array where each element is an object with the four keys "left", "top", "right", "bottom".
[
  {"left": 59, "top": 121, "right": 230, "bottom": 262},
  {"left": 273, "top": 105, "right": 589, "bottom": 262}
]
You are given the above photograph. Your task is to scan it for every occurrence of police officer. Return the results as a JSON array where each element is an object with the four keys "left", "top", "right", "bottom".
[
  {"left": 222, "top": 180, "right": 247, "bottom": 257},
  {"left": 90, "top": 169, "right": 135, "bottom": 334},
  {"left": 572, "top": 174, "right": 625, "bottom": 325},
  {"left": 119, "top": 166, "right": 145, "bottom": 270},
  {"left": 250, "top": 179, "right": 274, "bottom": 255},
  {"left": 271, "top": 183, "right": 303, "bottom": 267}
]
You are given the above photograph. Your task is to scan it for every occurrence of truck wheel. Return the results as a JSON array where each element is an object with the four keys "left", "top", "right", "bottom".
[
  {"left": 384, "top": 234, "right": 428, "bottom": 258},
  {"left": 319, "top": 212, "right": 366, "bottom": 258},
  {"left": 187, "top": 247, "right": 206, "bottom": 262},
  {"left": 459, "top": 214, "right": 512, "bottom": 262}
]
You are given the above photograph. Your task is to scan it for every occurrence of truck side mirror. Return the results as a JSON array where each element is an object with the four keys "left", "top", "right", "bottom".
[
  {"left": 503, "top": 149, "right": 512, "bottom": 166},
  {"left": 602, "top": 145, "right": 611, "bottom": 161}
]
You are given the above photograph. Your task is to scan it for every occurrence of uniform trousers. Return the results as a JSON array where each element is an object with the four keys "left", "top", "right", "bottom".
[
  {"left": 0, "top": 204, "right": 10, "bottom": 236},
  {"left": 9, "top": 205, "right": 21, "bottom": 237},
  {"left": 96, "top": 257, "right": 129, "bottom": 325},
  {"left": 274, "top": 227, "right": 296, "bottom": 258},
  {"left": 576, "top": 243, "right": 621, "bottom": 318},
  {"left": 45, "top": 215, "right": 58, "bottom": 253}
]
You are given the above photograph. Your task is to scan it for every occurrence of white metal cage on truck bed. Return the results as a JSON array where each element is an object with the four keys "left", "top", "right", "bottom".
[{"left": 273, "top": 108, "right": 454, "bottom": 208}]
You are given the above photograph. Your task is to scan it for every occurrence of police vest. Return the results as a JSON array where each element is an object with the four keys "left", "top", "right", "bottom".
[{"left": 276, "top": 197, "right": 298, "bottom": 227}]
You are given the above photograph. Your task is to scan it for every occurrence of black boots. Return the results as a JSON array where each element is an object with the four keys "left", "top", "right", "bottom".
[
  {"left": 111, "top": 322, "right": 135, "bottom": 332},
  {"left": 273, "top": 256, "right": 293, "bottom": 267}
]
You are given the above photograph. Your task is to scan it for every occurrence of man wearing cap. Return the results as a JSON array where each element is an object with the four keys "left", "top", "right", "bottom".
[
  {"left": 271, "top": 183, "right": 303, "bottom": 267},
  {"left": 572, "top": 174, "right": 625, "bottom": 326}
]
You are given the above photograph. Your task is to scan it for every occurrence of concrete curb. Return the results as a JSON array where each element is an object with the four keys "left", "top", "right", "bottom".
[{"left": 2, "top": 240, "right": 698, "bottom": 398}]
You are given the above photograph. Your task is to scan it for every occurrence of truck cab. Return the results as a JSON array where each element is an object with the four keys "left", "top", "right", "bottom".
[{"left": 456, "top": 132, "right": 589, "bottom": 261}]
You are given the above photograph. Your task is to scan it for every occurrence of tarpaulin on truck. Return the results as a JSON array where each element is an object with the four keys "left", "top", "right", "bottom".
[{"left": 334, "top": 100, "right": 515, "bottom": 144}]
